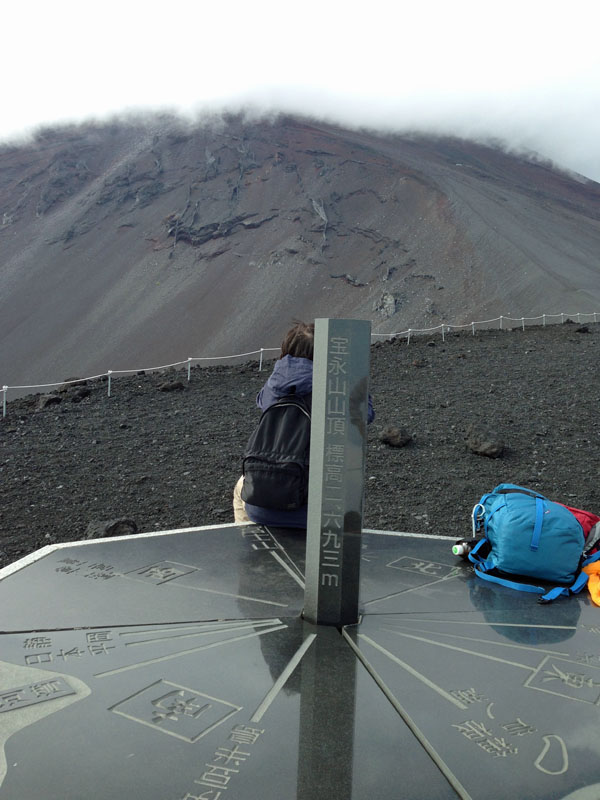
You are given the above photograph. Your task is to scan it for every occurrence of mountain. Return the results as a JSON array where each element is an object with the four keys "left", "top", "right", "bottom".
[{"left": 1, "top": 113, "right": 599, "bottom": 392}]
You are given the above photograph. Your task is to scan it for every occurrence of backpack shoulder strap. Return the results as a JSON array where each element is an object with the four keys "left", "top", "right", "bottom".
[
  {"left": 269, "top": 393, "right": 311, "bottom": 415},
  {"left": 472, "top": 564, "right": 589, "bottom": 603},
  {"left": 472, "top": 565, "right": 546, "bottom": 596}
]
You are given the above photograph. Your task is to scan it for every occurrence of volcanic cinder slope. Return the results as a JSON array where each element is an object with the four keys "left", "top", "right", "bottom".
[{"left": 1, "top": 114, "right": 599, "bottom": 391}]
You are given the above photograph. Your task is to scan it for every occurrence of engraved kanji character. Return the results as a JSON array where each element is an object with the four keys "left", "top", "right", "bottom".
[
  {"left": 327, "top": 377, "right": 347, "bottom": 395},
  {"left": 213, "top": 744, "right": 250, "bottom": 767},
  {"left": 327, "top": 396, "right": 346, "bottom": 416},
  {"left": 326, "top": 418, "right": 346, "bottom": 436},
  {"left": 329, "top": 337, "right": 349, "bottom": 355},
  {"left": 88, "top": 643, "right": 116, "bottom": 655},
  {"left": 195, "top": 763, "right": 239, "bottom": 788},
  {"left": 321, "top": 573, "right": 339, "bottom": 587},
  {"left": 542, "top": 663, "right": 600, "bottom": 690},
  {"left": 86, "top": 571, "right": 115, "bottom": 580},
  {"left": 181, "top": 791, "right": 221, "bottom": 800},
  {"left": 574, "top": 652, "right": 600, "bottom": 667},
  {"left": 0, "top": 690, "right": 25, "bottom": 708},
  {"left": 138, "top": 565, "right": 182, "bottom": 581},
  {"left": 411, "top": 560, "right": 443, "bottom": 576},
  {"left": 56, "top": 647, "right": 85, "bottom": 660},
  {"left": 450, "top": 688, "right": 486, "bottom": 705},
  {"left": 325, "top": 443, "right": 345, "bottom": 463},
  {"left": 478, "top": 737, "right": 518, "bottom": 757},
  {"left": 322, "top": 532, "right": 341, "bottom": 549},
  {"left": 328, "top": 355, "right": 347, "bottom": 375},
  {"left": 29, "top": 680, "right": 63, "bottom": 697},
  {"left": 25, "top": 653, "right": 52, "bottom": 665},
  {"left": 324, "top": 465, "right": 343, "bottom": 483},
  {"left": 86, "top": 631, "right": 113, "bottom": 643},
  {"left": 23, "top": 636, "right": 52, "bottom": 649},
  {"left": 502, "top": 718, "right": 537, "bottom": 736},
  {"left": 322, "top": 550, "right": 340, "bottom": 567},
  {"left": 229, "top": 725, "right": 264, "bottom": 745},
  {"left": 322, "top": 514, "right": 343, "bottom": 530},
  {"left": 249, "top": 532, "right": 276, "bottom": 550},
  {"left": 151, "top": 690, "right": 211, "bottom": 724},
  {"left": 452, "top": 720, "right": 492, "bottom": 741},
  {"left": 252, "top": 540, "right": 276, "bottom": 550}
]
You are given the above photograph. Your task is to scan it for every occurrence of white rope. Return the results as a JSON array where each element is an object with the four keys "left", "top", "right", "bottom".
[
  {"left": 1, "top": 313, "right": 598, "bottom": 404},
  {"left": 109, "top": 360, "right": 190, "bottom": 374},
  {"left": 7, "top": 372, "right": 110, "bottom": 390},
  {"left": 370, "top": 312, "right": 598, "bottom": 340}
]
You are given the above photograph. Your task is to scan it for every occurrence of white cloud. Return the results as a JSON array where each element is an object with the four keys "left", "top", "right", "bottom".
[{"left": 2, "top": 0, "right": 600, "bottom": 180}]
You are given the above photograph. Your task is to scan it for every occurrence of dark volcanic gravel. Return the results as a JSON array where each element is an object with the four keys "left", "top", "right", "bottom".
[{"left": 1, "top": 322, "right": 599, "bottom": 569}]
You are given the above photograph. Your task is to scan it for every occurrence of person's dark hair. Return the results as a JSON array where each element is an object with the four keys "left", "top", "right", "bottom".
[{"left": 280, "top": 321, "right": 315, "bottom": 360}]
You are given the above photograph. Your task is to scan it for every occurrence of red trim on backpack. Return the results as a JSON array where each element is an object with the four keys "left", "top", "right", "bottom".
[{"left": 559, "top": 504, "right": 600, "bottom": 537}]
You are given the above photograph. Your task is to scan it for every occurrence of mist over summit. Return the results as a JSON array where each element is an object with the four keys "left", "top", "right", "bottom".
[{"left": 1, "top": 113, "right": 599, "bottom": 391}]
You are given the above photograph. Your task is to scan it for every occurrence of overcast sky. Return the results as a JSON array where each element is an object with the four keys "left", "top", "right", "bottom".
[{"left": 2, "top": 0, "right": 599, "bottom": 181}]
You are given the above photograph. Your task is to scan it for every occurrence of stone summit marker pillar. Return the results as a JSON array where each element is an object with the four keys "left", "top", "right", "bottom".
[{"left": 304, "top": 318, "right": 371, "bottom": 626}]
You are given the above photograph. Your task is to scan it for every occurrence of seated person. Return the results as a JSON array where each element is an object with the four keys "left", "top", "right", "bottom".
[{"left": 233, "top": 321, "right": 374, "bottom": 528}]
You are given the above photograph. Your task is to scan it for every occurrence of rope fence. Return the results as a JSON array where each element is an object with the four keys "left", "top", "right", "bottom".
[{"left": 2, "top": 311, "right": 599, "bottom": 417}]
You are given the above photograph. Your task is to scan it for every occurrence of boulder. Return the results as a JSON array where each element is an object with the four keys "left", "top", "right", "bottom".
[
  {"left": 59, "top": 377, "right": 88, "bottom": 392},
  {"left": 37, "top": 394, "right": 62, "bottom": 410},
  {"left": 70, "top": 387, "right": 91, "bottom": 403},
  {"left": 380, "top": 426, "right": 412, "bottom": 448},
  {"left": 466, "top": 423, "right": 504, "bottom": 458},
  {"left": 84, "top": 518, "right": 138, "bottom": 540},
  {"left": 373, "top": 292, "right": 397, "bottom": 318},
  {"left": 158, "top": 380, "right": 185, "bottom": 392}
]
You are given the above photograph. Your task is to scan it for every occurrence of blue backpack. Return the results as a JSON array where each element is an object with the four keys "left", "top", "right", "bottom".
[{"left": 468, "top": 483, "right": 597, "bottom": 603}]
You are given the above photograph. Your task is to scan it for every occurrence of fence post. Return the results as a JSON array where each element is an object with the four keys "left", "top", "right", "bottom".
[
  {"left": 187, "top": 358, "right": 192, "bottom": 382},
  {"left": 107, "top": 371, "right": 112, "bottom": 397},
  {"left": 2, "top": 386, "right": 7, "bottom": 419},
  {"left": 441, "top": 324, "right": 446, "bottom": 342},
  {"left": 471, "top": 322, "right": 475, "bottom": 336},
  {"left": 521, "top": 317, "right": 525, "bottom": 331},
  {"left": 543, "top": 314, "right": 546, "bottom": 327},
  {"left": 407, "top": 329, "right": 412, "bottom": 345},
  {"left": 500, "top": 316, "right": 503, "bottom": 330},
  {"left": 561, "top": 313, "right": 565, "bottom": 323}
]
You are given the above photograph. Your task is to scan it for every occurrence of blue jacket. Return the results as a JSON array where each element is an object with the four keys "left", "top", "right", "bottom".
[
  {"left": 256, "top": 355, "right": 314, "bottom": 412},
  {"left": 244, "top": 355, "right": 374, "bottom": 529}
]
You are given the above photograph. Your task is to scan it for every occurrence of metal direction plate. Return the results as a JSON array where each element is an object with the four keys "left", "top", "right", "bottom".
[
  {"left": 346, "top": 606, "right": 600, "bottom": 799},
  {"left": 0, "top": 526, "right": 306, "bottom": 630},
  {"left": 0, "top": 618, "right": 456, "bottom": 799},
  {"left": 1, "top": 527, "right": 599, "bottom": 799}
]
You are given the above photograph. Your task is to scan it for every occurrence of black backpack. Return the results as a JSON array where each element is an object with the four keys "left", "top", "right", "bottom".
[{"left": 241, "top": 394, "right": 311, "bottom": 510}]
